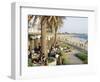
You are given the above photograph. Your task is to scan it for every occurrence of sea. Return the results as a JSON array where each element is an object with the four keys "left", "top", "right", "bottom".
[{"left": 72, "top": 34, "right": 88, "bottom": 42}]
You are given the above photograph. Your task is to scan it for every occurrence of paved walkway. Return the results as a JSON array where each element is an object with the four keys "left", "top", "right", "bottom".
[{"left": 66, "top": 50, "right": 83, "bottom": 64}]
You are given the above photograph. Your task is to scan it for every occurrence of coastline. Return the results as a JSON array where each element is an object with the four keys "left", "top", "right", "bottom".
[{"left": 57, "top": 33, "right": 88, "bottom": 51}]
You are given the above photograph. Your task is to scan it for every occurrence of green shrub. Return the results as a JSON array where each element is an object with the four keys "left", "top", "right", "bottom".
[
  {"left": 75, "top": 52, "right": 88, "bottom": 64},
  {"left": 28, "top": 58, "right": 33, "bottom": 66},
  {"left": 48, "top": 57, "right": 55, "bottom": 63},
  {"left": 57, "top": 51, "right": 69, "bottom": 65}
]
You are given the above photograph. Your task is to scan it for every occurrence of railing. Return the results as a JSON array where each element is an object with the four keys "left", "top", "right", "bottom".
[{"left": 58, "top": 35, "right": 88, "bottom": 51}]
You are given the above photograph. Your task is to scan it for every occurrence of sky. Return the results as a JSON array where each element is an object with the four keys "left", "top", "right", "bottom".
[{"left": 59, "top": 17, "right": 88, "bottom": 34}]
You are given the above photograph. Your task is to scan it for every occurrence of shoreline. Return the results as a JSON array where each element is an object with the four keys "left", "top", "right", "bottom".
[{"left": 57, "top": 33, "right": 88, "bottom": 51}]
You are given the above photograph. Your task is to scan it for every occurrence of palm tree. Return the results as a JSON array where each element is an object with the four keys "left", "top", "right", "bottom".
[
  {"left": 28, "top": 16, "right": 64, "bottom": 65},
  {"left": 40, "top": 16, "right": 48, "bottom": 65},
  {"left": 28, "top": 15, "right": 40, "bottom": 59},
  {"left": 40, "top": 16, "right": 64, "bottom": 65},
  {"left": 28, "top": 15, "right": 34, "bottom": 59},
  {"left": 51, "top": 16, "right": 64, "bottom": 47}
]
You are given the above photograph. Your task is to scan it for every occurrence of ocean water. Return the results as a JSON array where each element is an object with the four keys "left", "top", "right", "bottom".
[{"left": 72, "top": 34, "right": 88, "bottom": 41}]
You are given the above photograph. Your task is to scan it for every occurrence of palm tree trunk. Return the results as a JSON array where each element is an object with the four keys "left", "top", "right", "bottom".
[
  {"left": 29, "top": 39, "right": 33, "bottom": 59},
  {"left": 41, "top": 23, "right": 48, "bottom": 65},
  {"left": 54, "top": 31, "right": 57, "bottom": 46},
  {"left": 52, "top": 30, "right": 57, "bottom": 47},
  {"left": 49, "top": 30, "right": 57, "bottom": 53}
]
